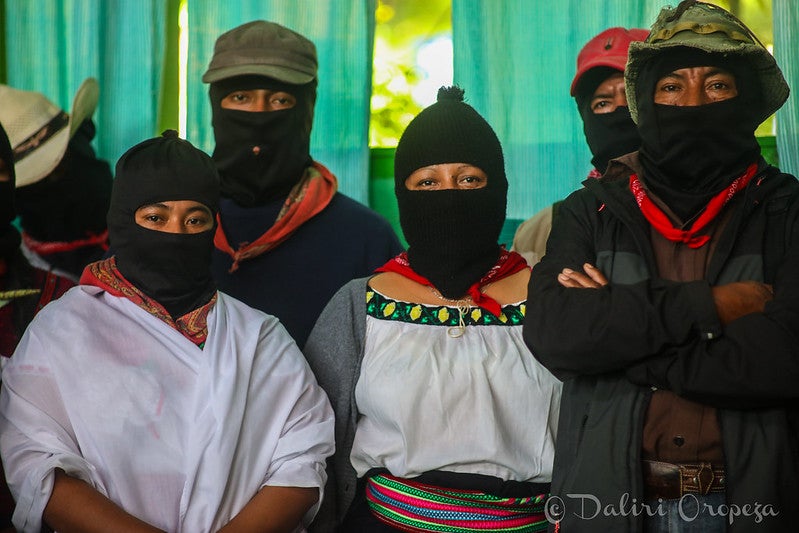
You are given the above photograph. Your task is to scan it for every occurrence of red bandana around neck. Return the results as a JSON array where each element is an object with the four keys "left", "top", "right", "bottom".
[
  {"left": 215, "top": 161, "right": 337, "bottom": 272},
  {"left": 22, "top": 229, "right": 110, "bottom": 256},
  {"left": 80, "top": 257, "right": 215, "bottom": 347},
  {"left": 629, "top": 163, "right": 758, "bottom": 249},
  {"left": 374, "top": 247, "right": 529, "bottom": 317}
]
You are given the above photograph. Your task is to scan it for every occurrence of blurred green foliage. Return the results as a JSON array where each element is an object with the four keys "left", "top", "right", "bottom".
[
  {"left": 370, "top": 0, "right": 451, "bottom": 147},
  {"left": 368, "top": 0, "right": 774, "bottom": 146},
  {"left": 713, "top": 0, "right": 775, "bottom": 136}
]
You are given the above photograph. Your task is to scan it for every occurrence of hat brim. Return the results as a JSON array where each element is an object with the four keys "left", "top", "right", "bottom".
[
  {"left": 202, "top": 64, "right": 315, "bottom": 85},
  {"left": 570, "top": 55, "right": 627, "bottom": 96},
  {"left": 14, "top": 127, "right": 70, "bottom": 188},
  {"left": 15, "top": 77, "right": 99, "bottom": 188},
  {"left": 69, "top": 77, "right": 99, "bottom": 138},
  {"left": 625, "top": 40, "right": 789, "bottom": 124}
]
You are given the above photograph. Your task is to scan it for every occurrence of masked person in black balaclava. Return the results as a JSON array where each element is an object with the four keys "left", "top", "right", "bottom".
[
  {"left": 304, "top": 86, "right": 562, "bottom": 533},
  {"left": 0, "top": 123, "right": 75, "bottom": 361},
  {"left": 513, "top": 27, "right": 648, "bottom": 265},
  {"left": 525, "top": 2, "right": 799, "bottom": 531},
  {"left": 0, "top": 130, "right": 334, "bottom": 533},
  {"left": 0, "top": 79, "right": 113, "bottom": 282},
  {"left": 0, "top": 122, "right": 74, "bottom": 532},
  {"left": 202, "top": 20, "right": 402, "bottom": 348}
]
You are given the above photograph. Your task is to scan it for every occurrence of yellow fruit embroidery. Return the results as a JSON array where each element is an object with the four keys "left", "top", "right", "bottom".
[
  {"left": 520, "top": 303, "right": 526, "bottom": 316},
  {"left": 438, "top": 307, "right": 450, "bottom": 322},
  {"left": 383, "top": 302, "right": 396, "bottom": 317},
  {"left": 366, "top": 291, "right": 374, "bottom": 303},
  {"left": 499, "top": 313, "right": 508, "bottom": 323},
  {"left": 471, "top": 308, "right": 482, "bottom": 322},
  {"left": 410, "top": 305, "right": 422, "bottom": 321}
]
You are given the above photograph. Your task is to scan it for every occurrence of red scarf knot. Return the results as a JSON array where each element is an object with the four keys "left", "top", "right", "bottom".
[
  {"left": 215, "top": 162, "right": 338, "bottom": 273},
  {"left": 629, "top": 163, "right": 758, "bottom": 249},
  {"left": 375, "top": 247, "right": 529, "bottom": 317}
]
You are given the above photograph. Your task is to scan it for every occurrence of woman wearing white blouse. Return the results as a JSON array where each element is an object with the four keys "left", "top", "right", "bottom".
[{"left": 305, "top": 87, "right": 561, "bottom": 533}]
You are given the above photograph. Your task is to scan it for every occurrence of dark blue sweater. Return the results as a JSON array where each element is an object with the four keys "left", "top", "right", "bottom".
[{"left": 212, "top": 192, "right": 403, "bottom": 347}]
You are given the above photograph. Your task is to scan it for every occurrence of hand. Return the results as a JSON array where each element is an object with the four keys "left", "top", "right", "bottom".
[
  {"left": 711, "top": 281, "right": 774, "bottom": 325},
  {"left": 557, "top": 263, "right": 609, "bottom": 289}
]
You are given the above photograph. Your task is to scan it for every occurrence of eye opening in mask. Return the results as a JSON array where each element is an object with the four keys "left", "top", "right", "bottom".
[{"left": 134, "top": 200, "right": 215, "bottom": 234}]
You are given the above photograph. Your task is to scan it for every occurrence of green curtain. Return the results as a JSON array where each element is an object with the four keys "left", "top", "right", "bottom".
[
  {"left": 186, "top": 0, "right": 376, "bottom": 203},
  {"left": 3, "top": 0, "right": 171, "bottom": 169},
  {"left": 451, "top": 0, "right": 671, "bottom": 222},
  {"left": 774, "top": 0, "right": 799, "bottom": 176}
]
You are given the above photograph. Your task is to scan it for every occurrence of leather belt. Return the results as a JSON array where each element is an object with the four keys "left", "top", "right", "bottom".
[{"left": 642, "top": 460, "right": 725, "bottom": 500}]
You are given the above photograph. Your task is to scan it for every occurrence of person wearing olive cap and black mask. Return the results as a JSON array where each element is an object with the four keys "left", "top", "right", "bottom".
[
  {"left": 305, "top": 87, "right": 561, "bottom": 533},
  {"left": 513, "top": 26, "right": 648, "bottom": 265},
  {"left": 0, "top": 131, "right": 334, "bottom": 533},
  {"left": 203, "top": 20, "right": 402, "bottom": 348},
  {"left": 524, "top": 2, "right": 799, "bottom": 531}
]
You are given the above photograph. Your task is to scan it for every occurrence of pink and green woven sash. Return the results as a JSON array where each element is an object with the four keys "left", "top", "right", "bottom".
[{"left": 365, "top": 474, "right": 548, "bottom": 532}]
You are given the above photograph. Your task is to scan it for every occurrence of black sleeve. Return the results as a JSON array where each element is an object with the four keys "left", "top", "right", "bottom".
[
  {"left": 625, "top": 220, "right": 799, "bottom": 408},
  {"left": 523, "top": 188, "right": 721, "bottom": 381}
]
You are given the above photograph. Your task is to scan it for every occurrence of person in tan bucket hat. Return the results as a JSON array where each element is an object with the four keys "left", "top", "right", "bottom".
[
  {"left": 0, "top": 78, "right": 113, "bottom": 281},
  {"left": 203, "top": 20, "right": 402, "bottom": 348},
  {"left": 524, "top": 1, "right": 799, "bottom": 531}
]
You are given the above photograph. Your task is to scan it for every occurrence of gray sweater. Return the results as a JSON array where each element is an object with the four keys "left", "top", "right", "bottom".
[{"left": 304, "top": 277, "right": 370, "bottom": 532}]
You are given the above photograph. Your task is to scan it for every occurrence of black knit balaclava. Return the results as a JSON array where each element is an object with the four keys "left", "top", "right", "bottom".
[
  {"left": 210, "top": 75, "right": 316, "bottom": 207},
  {"left": 575, "top": 68, "right": 642, "bottom": 174},
  {"left": 109, "top": 131, "right": 220, "bottom": 318},
  {"left": 394, "top": 86, "right": 507, "bottom": 300},
  {"left": 14, "top": 120, "right": 113, "bottom": 273},
  {"left": 635, "top": 48, "right": 763, "bottom": 219},
  {"left": 0, "top": 124, "right": 21, "bottom": 259}
]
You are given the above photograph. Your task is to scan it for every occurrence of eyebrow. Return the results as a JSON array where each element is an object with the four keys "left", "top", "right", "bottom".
[
  {"left": 662, "top": 67, "right": 734, "bottom": 79},
  {"left": 186, "top": 205, "right": 213, "bottom": 217},
  {"left": 137, "top": 203, "right": 212, "bottom": 215},
  {"left": 591, "top": 92, "right": 614, "bottom": 101},
  {"left": 137, "top": 202, "right": 170, "bottom": 210}
]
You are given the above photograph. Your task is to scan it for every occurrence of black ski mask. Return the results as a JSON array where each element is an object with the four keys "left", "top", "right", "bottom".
[
  {"left": 635, "top": 49, "right": 763, "bottom": 219},
  {"left": 108, "top": 131, "right": 220, "bottom": 318},
  {"left": 394, "top": 87, "right": 507, "bottom": 300},
  {"left": 0, "top": 125, "right": 21, "bottom": 260},
  {"left": 574, "top": 67, "right": 641, "bottom": 172},
  {"left": 14, "top": 120, "right": 113, "bottom": 273},
  {"left": 209, "top": 75, "right": 315, "bottom": 206},
  {"left": 576, "top": 67, "right": 642, "bottom": 174}
]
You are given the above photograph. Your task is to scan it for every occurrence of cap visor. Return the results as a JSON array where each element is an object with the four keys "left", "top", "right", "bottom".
[
  {"left": 202, "top": 64, "right": 315, "bottom": 85},
  {"left": 571, "top": 55, "right": 628, "bottom": 95}
]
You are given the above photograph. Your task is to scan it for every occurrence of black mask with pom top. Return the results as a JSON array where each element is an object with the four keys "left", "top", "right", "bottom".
[{"left": 393, "top": 86, "right": 507, "bottom": 299}]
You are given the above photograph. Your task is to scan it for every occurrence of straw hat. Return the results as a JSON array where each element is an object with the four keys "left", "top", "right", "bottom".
[{"left": 0, "top": 77, "right": 99, "bottom": 187}]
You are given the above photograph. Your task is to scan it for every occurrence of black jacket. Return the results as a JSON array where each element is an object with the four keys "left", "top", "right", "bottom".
[{"left": 524, "top": 153, "right": 799, "bottom": 532}]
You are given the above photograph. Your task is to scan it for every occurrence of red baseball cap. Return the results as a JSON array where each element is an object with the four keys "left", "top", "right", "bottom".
[{"left": 570, "top": 27, "right": 650, "bottom": 96}]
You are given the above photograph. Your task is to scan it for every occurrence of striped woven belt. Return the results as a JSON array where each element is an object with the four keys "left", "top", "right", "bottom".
[{"left": 366, "top": 473, "right": 549, "bottom": 532}]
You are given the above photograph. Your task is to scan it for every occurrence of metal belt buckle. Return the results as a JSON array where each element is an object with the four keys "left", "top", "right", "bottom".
[{"left": 681, "top": 462, "right": 715, "bottom": 496}]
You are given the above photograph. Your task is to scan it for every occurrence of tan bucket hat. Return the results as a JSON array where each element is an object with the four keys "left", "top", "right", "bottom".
[
  {"left": 0, "top": 77, "right": 100, "bottom": 187},
  {"left": 625, "top": 0, "right": 789, "bottom": 124}
]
